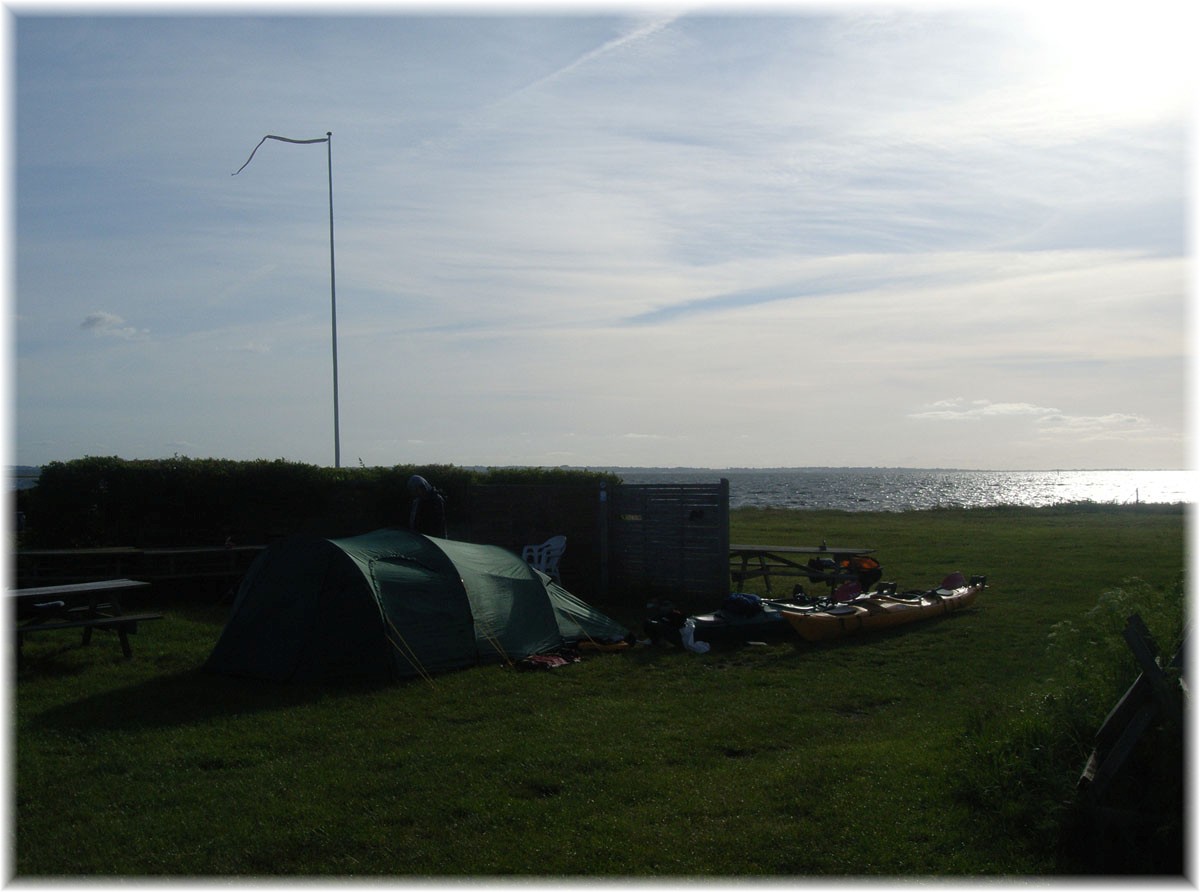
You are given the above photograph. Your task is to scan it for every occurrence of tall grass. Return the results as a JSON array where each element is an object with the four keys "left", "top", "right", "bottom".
[
  {"left": 13, "top": 504, "right": 1188, "bottom": 876},
  {"left": 955, "top": 575, "right": 1186, "bottom": 873}
]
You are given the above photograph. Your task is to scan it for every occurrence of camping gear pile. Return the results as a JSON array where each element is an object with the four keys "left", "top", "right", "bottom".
[
  {"left": 644, "top": 592, "right": 805, "bottom": 650},
  {"left": 803, "top": 553, "right": 883, "bottom": 591}
]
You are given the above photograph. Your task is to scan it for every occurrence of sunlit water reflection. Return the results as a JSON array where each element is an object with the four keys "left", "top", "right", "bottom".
[{"left": 614, "top": 468, "right": 1193, "bottom": 512}]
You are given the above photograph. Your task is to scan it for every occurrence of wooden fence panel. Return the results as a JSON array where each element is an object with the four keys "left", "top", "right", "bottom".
[
  {"left": 608, "top": 480, "right": 730, "bottom": 607},
  {"left": 466, "top": 479, "right": 730, "bottom": 608},
  {"left": 465, "top": 484, "right": 605, "bottom": 597}
]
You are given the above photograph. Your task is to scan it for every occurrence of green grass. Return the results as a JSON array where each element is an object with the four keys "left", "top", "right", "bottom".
[{"left": 13, "top": 504, "right": 1187, "bottom": 876}]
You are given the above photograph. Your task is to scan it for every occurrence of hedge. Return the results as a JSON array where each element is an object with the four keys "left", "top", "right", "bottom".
[{"left": 16, "top": 457, "right": 619, "bottom": 548}]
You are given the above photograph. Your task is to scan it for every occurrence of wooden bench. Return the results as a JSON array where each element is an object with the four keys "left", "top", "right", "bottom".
[{"left": 16, "top": 613, "right": 164, "bottom": 663}]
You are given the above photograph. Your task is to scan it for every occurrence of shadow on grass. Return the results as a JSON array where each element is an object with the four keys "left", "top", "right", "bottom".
[
  {"left": 30, "top": 607, "right": 983, "bottom": 737},
  {"left": 30, "top": 667, "right": 397, "bottom": 733},
  {"left": 14, "top": 647, "right": 95, "bottom": 681}
]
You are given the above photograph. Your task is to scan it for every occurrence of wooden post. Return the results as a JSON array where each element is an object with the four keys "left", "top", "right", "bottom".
[
  {"left": 1078, "top": 615, "right": 1186, "bottom": 803},
  {"left": 598, "top": 482, "right": 609, "bottom": 599}
]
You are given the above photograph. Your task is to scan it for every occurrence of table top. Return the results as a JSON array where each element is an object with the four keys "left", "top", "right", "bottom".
[
  {"left": 730, "top": 544, "right": 875, "bottom": 555},
  {"left": 17, "top": 547, "right": 141, "bottom": 556},
  {"left": 9, "top": 578, "right": 150, "bottom": 599},
  {"left": 19, "top": 545, "right": 264, "bottom": 556},
  {"left": 141, "top": 545, "right": 264, "bottom": 555}
]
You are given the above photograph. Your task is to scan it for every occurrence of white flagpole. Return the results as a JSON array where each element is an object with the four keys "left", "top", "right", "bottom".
[
  {"left": 234, "top": 132, "right": 341, "bottom": 468},
  {"left": 326, "top": 132, "right": 340, "bottom": 469}
]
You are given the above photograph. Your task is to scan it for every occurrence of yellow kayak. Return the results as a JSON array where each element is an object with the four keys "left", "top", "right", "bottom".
[{"left": 781, "top": 573, "right": 985, "bottom": 643}]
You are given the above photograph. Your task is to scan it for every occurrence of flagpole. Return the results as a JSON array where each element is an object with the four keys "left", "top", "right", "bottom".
[
  {"left": 326, "top": 131, "right": 341, "bottom": 469},
  {"left": 233, "top": 131, "right": 341, "bottom": 468}
]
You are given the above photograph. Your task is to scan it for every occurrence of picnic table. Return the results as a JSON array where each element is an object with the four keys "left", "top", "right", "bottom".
[
  {"left": 16, "top": 544, "right": 265, "bottom": 586},
  {"left": 730, "top": 544, "right": 877, "bottom": 595},
  {"left": 12, "top": 578, "right": 163, "bottom": 665}
]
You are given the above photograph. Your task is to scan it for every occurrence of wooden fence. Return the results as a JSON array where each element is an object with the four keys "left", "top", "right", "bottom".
[
  {"left": 466, "top": 484, "right": 604, "bottom": 596},
  {"left": 466, "top": 479, "right": 730, "bottom": 607},
  {"left": 606, "top": 480, "right": 730, "bottom": 607},
  {"left": 14, "top": 479, "right": 732, "bottom": 609}
]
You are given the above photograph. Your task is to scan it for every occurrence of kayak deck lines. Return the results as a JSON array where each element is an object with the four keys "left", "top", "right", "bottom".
[{"left": 780, "top": 573, "right": 987, "bottom": 643}]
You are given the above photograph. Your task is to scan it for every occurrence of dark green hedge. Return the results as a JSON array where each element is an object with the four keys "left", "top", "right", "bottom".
[{"left": 17, "top": 457, "right": 618, "bottom": 548}]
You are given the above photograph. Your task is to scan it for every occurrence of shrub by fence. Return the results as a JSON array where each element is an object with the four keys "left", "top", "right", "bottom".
[{"left": 17, "top": 457, "right": 618, "bottom": 549}]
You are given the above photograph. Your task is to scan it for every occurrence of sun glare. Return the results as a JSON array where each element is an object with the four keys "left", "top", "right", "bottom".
[{"left": 1021, "top": 3, "right": 1192, "bottom": 123}]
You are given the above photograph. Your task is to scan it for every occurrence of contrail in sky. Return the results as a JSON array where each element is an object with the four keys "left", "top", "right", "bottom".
[
  {"left": 415, "top": 14, "right": 681, "bottom": 155},
  {"left": 513, "top": 14, "right": 680, "bottom": 96}
]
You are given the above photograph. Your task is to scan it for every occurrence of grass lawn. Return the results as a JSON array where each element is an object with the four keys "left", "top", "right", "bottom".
[{"left": 12, "top": 504, "right": 1187, "bottom": 876}]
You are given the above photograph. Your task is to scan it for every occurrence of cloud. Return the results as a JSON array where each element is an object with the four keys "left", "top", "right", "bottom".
[
  {"left": 218, "top": 341, "right": 271, "bottom": 354},
  {"left": 626, "top": 280, "right": 851, "bottom": 326},
  {"left": 80, "top": 312, "right": 146, "bottom": 339},
  {"left": 910, "top": 399, "right": 1061, "bottom": 421},
  {"left": 1035, "top": 413, "right": 1166, "bottom": 444},
  {"left": 911, "top": 399, "right": 1166, "bottom": 445}
]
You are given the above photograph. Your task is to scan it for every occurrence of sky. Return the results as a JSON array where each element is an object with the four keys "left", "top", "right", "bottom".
[{"left": 7, "top": 2, "right": 1194, "bottom": 471}]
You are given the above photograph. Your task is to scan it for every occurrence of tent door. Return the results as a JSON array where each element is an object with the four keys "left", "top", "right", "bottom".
[{"left": 371, "top": 557, "right": 476, "bottom": 678}]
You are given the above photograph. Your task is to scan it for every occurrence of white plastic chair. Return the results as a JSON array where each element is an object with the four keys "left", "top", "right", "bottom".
[{"left": 522, "top": 535, "right": 567, "bottom": 582}]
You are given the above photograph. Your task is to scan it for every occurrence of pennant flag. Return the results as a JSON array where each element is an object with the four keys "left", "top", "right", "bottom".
[{"left": 232, "top": 134, "right": 329, "bottom": 176}]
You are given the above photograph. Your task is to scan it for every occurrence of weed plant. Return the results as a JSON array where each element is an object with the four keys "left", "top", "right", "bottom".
[
  {"left": 12, "top": 504, "right": 1188, "bottom": 877},
  {"left": 956, "top": 575, "right": 1186, "bottom": 873}
]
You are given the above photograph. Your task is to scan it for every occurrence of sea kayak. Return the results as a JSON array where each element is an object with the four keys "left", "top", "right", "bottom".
[{"left": 781, "top": 572, "right": 985, "bottom": 643}]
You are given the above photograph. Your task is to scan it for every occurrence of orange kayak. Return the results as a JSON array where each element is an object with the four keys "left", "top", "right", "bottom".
[{"left": 781, "top": 573, "right": 985, "bottom": 643}]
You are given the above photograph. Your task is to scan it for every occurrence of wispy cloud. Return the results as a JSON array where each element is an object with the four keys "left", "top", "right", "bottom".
[
  {"left": 80, "top": 312, "right": 145, "bottom": 339},
  {"left": 626, "top": 279, "right": 869, "bottom": 326},
  {"left": 910, "top": 399, "right": 1061, "bottom": 421},
  {"left": 910, "top": 399, "right": 1168, "bottom": 446},
  {"left": 218, "top": 341, "right": 271, "bottom": 354},
  {"left": 1034, "top": 413, "right": 1174, "bottom": 446}
]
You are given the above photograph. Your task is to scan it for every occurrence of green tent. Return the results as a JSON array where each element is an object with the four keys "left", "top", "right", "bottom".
[{"left": 204, "top": 528, "right": 628, "bottom": 682}]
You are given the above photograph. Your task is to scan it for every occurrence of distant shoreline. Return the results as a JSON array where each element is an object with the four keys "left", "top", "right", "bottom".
[
  {"left": 575, "top": 465, "right": 1185, "bottom": 474},
  {"left": 9, "top": 463, "right": 1186, "bottom": 479}
]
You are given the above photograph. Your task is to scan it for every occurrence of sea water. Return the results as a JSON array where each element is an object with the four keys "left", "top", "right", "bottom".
[
  {"left": 611, "top": 468, "right": 1193, "bottom": 512},
  {"left": 10, "top": 465, "right": 1191, "bottom": 513}
]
